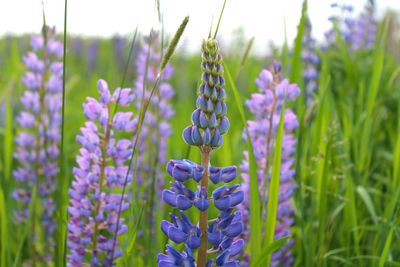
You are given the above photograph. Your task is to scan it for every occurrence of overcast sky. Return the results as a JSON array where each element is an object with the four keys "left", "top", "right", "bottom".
[{"left": 0, "top": 0, "right": 398, "bottom": 53}]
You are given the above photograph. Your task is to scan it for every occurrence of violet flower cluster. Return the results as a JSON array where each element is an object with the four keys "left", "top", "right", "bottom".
[
  {"left": 239, "top": 61, "right": 300, "bottom": 266},
  {"left": 12, "top": 27, "right": 63, "bottom": 252},
  {"left": 302, "top": 17, "right": 320, "bottom": 107},
  {"left": 67, "top": 79, "right": 137, "bottom": 266},
  {"left": 158, "top": 39, "right": 244, "bottom": 267},
  {"left": 133, "top": 32, "right": 175, "bottom": 200},
  {"left": 325, "top": 1, "right": 377, "bottom": 51}
]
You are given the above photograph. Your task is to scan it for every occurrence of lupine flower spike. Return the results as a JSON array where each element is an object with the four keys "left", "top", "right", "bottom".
[
  {"left": 12, "top": 26, "right": 63, "bottom": 262},
  {"left": 158, "top": 39, "right": 245, "bottom": 267},
  {"left": 66, "top": 79, "right": 136, "bottom": 266},
  {"left": 239, "top": 61, "right": 300, "bottom": 266}
]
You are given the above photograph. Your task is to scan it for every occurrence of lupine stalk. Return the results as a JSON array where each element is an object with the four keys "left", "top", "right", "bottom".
[
  {"left": 239, "top": 61, "right": 300, "bottom": 266},
  {"left": 158, "top": 39, "right": 244, "bottom": 267},
  {"left": 66, "top": 79, "right": 137, "bottom": 266},
  {"left": 12, "top": 26, "right": 63, "bottom": 262}
]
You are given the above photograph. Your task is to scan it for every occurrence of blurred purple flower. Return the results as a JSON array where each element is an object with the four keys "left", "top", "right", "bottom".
[
  {"left": 302, "top": 17, "right": 320, "bottom": 106},
  {"left": 113, "top": 35, "right": 127, "bottom": 69},
  {"left": 325, "top": 1, "right": 376, "bottom": 51},
  {"left": 132, "top": 32, "right": 175, "bottom": 199},
  {"left": 73, "top": 37, "right": 83, "bottom": 58},
  {"left": 88, "top": 39, "right": 100, "bottom": 72},
  {"left": 12, "top": 27, "right": 64, "bottom": 261}
]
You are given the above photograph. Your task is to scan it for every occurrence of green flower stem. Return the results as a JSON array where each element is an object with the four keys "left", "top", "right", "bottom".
[{"left": 197, "top": 146, "right": 211, "bottom": 267}]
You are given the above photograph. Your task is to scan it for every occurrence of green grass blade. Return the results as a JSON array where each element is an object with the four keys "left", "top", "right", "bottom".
[
  {"left": 213, "top": 0, "right": 227, "bottom": 39},
  {"left": 332, "top": 22, "right": 355, "bottom": 84},
  {"left": 289, "top": 0, "right": 307, "bottom": 84},
  {"left": 281, "top": 17, "right": 289, "bottom": 69},
  {"left": 56, "top": 0, "right": 68, "bottom": 264},
  {"left": 378, "top": 227, "right": 393, "bottom": 267},
  {"left": 126, "top": 203, "right": 145, "bottom": 255},
  {"left": 3, "top": 95, "right": 13, "bottom": 184},
  {"left": 0, "top": 186, "right": 8, "bottom": 267},
  {"left": 252, "top": 236, "right": 291, "bottom": 266},
  {"left": 235, "top": 37, "right": 254, "bottom": 80},
  {"left": 290, "top": 0, "right": 307, "bottom": 114},
  {"left": 356, "top": 186, "right": 378, "bottom": 225},
  {"left": 262, "top": 98, "right": 286, "bottom": 266},
  {"left": 316, "top": 137, "right": 331, "bottom": 265},
  {"left": 393, "top": 109, "right": 400, "bottom": 190},
  {"left": 13, "top": 185, "right": 38, "bottom": 267},
  {"left": 358, "top": 19, "right": 388, "bottom": 174},
  {"left": 222, "top": 60, "right": 261, "bottom": 261}
]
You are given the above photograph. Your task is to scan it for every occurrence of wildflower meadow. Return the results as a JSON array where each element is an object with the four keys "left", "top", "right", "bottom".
[{"left": 1, "top": 0, "right": 400, "bottom": 266}]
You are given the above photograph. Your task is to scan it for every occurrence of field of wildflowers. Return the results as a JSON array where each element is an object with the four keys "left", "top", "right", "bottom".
[{"left": 1, "top": 0, "right": 400, "bottom": 266}]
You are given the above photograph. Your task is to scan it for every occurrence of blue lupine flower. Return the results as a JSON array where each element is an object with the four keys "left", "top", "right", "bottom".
[{"left": 158, "top": 39, "right": 244, "bottom": 267}]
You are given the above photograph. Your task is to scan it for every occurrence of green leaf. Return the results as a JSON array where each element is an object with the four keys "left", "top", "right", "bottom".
[
  {"left": 56, "top": 1, "right": 68, "bottom": 264},
  {"left": 291, "top": 0, "right": 307, "bottom": 114},
  {"left": 358, "top": 18, "right": 389, "bottom": 174},
  {"left": 0, "top": 186, "right": 8, "bottom": 267},
  {"left": 13, "top": 185, "right": 38, "bottom": 267},
  {"left": 356, "top": 186, "right": 378, "bottom": 225},
  {"left": 332, "top": 21, "right": 355, "bottom": 84},
  {"left": 252, "top": 236, "right": 291, "bottom": 266},
  {"left": 262, "top": 97, "right": 286, "bottom": 266},
  {"left": 126, "top": 204, "right": 145, "bottom": 256},
  {"left": 4, "top": 94, "right": 13, "bottom": 184},
  {"left": 378, "top": 227, "right": 393, "bottom": 267},
  {"left": 222, "top": 60, "right": 261, "bottom": 260}
]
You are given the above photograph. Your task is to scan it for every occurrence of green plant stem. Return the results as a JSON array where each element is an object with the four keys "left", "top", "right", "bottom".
[{"left": 197, "top": 146, "right": 211, "bottom": 267}]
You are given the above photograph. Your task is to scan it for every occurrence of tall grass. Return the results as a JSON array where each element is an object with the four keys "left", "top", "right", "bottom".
[{"left": 0, "top": 1, "right": 399, "bottom": 266}]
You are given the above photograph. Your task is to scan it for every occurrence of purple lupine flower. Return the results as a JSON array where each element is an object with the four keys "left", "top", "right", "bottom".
[
  {"left": 158, "top": 39, "right": 244, "bottom": 267},
  {"left": 132, "top": 32, "right": 175, "bottom": 199},
  {"left": 324, "top": 1, "right": 376, "bottom": 51},
  {"left": 302, "top": 17, "right": 320, "bottom": 106},
  {"left": 350, "top": 0, "right": 377, "bottom": 51},
  {"left": 66, "top": 79, "right": 136, "bottom": 266},
  {"left": 238, "top": 61, "right": 300, "bottom": 266},
  {"left": 12, "top": 27, "right": 63, "bottom": 261}
]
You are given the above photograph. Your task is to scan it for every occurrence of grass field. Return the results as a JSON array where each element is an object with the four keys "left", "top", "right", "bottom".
[{"left": 0, "top": 1, "right": 400, "bottom": 266}]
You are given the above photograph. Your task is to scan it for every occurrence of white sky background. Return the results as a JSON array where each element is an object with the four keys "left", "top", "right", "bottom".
[{"left": 0, "top": 0, "right": 399, "bottom": 54}]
